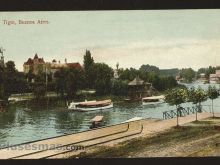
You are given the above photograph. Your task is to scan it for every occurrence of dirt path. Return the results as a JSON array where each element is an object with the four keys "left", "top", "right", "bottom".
[{"left": 75, "top": 116, "right": 220, "bottom": 158}]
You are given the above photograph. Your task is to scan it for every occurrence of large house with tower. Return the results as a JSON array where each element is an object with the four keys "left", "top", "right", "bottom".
[{"left": 23, "top": 53, "right": 82, "bottom": 81}]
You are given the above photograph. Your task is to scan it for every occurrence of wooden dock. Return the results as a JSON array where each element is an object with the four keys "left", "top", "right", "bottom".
[{"left": 0, "top": 112, "right": 217, "bottom": 159}]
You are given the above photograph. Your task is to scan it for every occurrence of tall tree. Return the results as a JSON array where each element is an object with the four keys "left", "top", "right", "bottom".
[
  {"left": 93, "top": 63, "right": 113, "bottom": 95},
  {"left": 207, "top": 85, "right": 219, "bottom": 117},
  {"left": 165, "top": 88, "right": 188, "bottom": 126},
  {"left": 83, "top": 50, "right": 95, "bottom": 88},
  {"left": 188, "top": 87, "right": 207, "bottom": 121}
]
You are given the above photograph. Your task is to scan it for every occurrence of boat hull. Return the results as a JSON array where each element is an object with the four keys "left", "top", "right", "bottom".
[{"left": 68, "top": 103, "right": 113, "bottom": 112}]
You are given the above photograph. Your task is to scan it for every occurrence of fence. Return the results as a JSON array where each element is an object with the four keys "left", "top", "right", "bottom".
[{"left": 163, "top": 106, "right": 202, "bottom": 120}]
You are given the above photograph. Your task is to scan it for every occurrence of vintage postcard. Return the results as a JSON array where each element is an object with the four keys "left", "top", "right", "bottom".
[{"left": 0, "top": 10, "right": 220, "bottom": 159}]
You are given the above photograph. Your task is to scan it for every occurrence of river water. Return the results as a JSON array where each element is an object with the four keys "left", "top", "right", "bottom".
[{"left": 1, "top": 82, "right": 220, "bottom": 147}]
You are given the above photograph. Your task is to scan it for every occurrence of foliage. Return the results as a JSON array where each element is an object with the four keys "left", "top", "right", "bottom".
[
  {"left": 139, "top": 64, "right": 160, "bottom": 74},
  {"left": 207, "top": 85, "right": 219, "bottom": 117},
  {"left": 207, "top": 85, "right": 219, "bottom": 100},
  {"left": 93, "top": 63, "right": 113, "bottom": 95},
  {"left": 33, "top": 82, "right": 46, "bottom": 100},
  {"left": 54, "top": 67, "right": 85, "bottom": 98},
  {"left": 119, "top": 68, "right": 140, "bottom": 81},
  {"left": 4, "top": 61, "right": 29, "bottom": 98},
  {"left": 188, "top": 86, "right": 208, "bottom": 105},
  {"left": 179, "top": 68, "right": 196, "bottom": 83},
  {"left": 159, "top": 68, "right": 179, "bottom": 77},
  {"left": 83, "top": 50, "right": 95, "bottom": 88},
  {"left": 111, "top": 79, "right": 128, "bottom": 96},
  {"left": 164, "top": 88, "right": 188, "bottom": 106}
]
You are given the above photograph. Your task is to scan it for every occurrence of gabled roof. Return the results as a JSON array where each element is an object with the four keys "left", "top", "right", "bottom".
[
  {"left": 24, "top": 54, "right": 45, "bottom": 65},
  {"left": 24, "top": 58, "right": 33, "bottom": 65},
  {"left": 128, "top": 77, "right": 144, "bottom": 86}
]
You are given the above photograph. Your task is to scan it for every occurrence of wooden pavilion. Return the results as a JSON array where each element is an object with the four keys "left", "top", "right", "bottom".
[{"left": 127, "top": 76, "right": 156, "bottom": 101}]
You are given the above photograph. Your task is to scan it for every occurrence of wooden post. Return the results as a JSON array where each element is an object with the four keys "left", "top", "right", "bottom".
[{"left": 176, "top": 105, "right": 179, "bottom": 127}]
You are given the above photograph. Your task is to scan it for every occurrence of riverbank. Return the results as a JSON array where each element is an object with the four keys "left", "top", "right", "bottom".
[{"left": 71, "top": 114, "right": 220, "bottom": 158}]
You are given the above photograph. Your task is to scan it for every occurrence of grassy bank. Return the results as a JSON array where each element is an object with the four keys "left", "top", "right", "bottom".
[{"left": 74, "top": 118, "right": 220, "bottom": 158}]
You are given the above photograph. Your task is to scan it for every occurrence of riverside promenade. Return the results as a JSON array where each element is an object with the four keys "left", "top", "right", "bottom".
[{"left": 0, "top": 112, "right": 217, "bottom": 159}]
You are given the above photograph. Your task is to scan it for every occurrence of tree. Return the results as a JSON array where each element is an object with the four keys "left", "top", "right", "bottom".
[
  {"left": 139, "top": 64, "right": 160, "bottom": 74},
  {"left": 0, "top": 65, "right": 5, "bottom": 100},
  {"left": 165, "top": 88, "right": 188, "bottom": 126},
  {"left": 111, "top": 79, "right": 128, "bottom": 96},
  {"left": 93, "top": 63, "right": 113, "bottom": 95},
  {"left": 188, "top": 87, "right": 207, "bottom": 121},
  {"left": 179, "top": 68, "right": 196, "bottom": 83},
  {"left": 54, "top": 68, "right": 67, "bottom": 97},
  {"left": 207, "top": 85, "right": 219, "bottom": 117},
  {"left": 83, "top": 50, "right": 95, "bottom": 88},
  {"left": 33, "top": 82, "right": 46, "bottom": 100},
  {"left": 54, "top": 67, "right": 85, "bottom": 98}
]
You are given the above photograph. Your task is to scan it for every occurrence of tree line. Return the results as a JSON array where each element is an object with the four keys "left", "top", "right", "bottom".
[{"left": 0, "top": 50, "right": 181, "bottom": 101}]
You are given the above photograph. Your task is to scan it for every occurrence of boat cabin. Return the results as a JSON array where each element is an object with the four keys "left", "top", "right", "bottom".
[
  {"left": 142, "top": 95, "right": 165, "bottom": 105},
  {"left": 78, "top": 100, "right": 111, "bottom": 108}
]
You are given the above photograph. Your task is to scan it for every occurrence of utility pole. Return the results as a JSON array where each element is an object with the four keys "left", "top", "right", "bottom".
[
  {"left": 0, "top": 47, "right": 5, "bottom": 67},
  {"left": 45, "top": 66, "right": 49, "bottom": 109}
]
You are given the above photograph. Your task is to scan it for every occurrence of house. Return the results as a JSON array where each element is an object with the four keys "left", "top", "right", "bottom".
[
  {"left": 209, "top": 70, "right": 220, "bottom": 84},
  {"left": 23, "top": 53, "right": 46, "bottom": 75},
  {"left": 48, "top": 59, "right": 82, "bottom": 80},
  {"left": 23, "top": 54, "right": 83, "bottom": 82}
]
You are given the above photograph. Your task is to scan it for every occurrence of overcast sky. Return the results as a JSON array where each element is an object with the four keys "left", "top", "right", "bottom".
[{"left": 0, "top": 10, "right": 220, "bottom": 71}]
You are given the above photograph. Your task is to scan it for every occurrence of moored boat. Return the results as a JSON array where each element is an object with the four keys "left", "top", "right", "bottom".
[
  {"left": 142, "top": 95, "right": 165, "bottom": 106},
  {"left": 89, "top": 115, "right": 104, "bottom": 129},
  {"left": 67, "top": 99, "right": 113, "bottom": 112}
]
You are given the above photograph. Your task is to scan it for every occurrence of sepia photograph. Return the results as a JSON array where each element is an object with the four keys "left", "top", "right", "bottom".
[{"left": 1, "top": 9, "right": 220, "bottom": 159}]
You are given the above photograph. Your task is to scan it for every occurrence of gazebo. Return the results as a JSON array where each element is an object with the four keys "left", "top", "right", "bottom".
[{"left": 127, "top": 76, "right": 153, "bottom": 100}]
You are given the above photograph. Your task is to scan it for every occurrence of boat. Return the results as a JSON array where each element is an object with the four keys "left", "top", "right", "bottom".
[
  {"left": 8, "top": 97, "right": 27, "bottom": 103},
  {"left": 67, "top": 99, "right": 113, "bottom": 112},
  {"left": 142, "top": 95, "right": 165, "bottom": 106},
  {"left": 67, "top": 100, "right": 96, "bottom": 109},
  {"left": 121, "top": 117, "right": 143, "bottom": 123},
  {"left": 124, "top": 97, "right": 132, "bottom": 102},
  {"left": 89, "top": 115, "right": 104, "bottom": 129}
]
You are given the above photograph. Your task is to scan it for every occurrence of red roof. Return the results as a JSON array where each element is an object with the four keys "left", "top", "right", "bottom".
[
  {"left": 24, "top": 54, "right": 45, "bottom": 65},
  {"left": 24, "top": 58, "right": 33, "bottom": 65},
  {"left": 67, "top": 63, "right": 82, "bottom": 69}
]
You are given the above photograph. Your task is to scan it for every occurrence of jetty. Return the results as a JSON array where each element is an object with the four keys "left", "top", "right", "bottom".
[{"left": 0, "top": 112, "right": 217, "bottom": 159}]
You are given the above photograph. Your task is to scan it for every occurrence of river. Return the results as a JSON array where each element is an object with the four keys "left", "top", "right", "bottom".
[{"left": 1, "top": 82, "right": 220, "bottom": 147}]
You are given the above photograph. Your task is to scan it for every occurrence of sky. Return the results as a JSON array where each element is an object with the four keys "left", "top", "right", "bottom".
[{"left": 0, "top": 10, "right": 220, "bottom": 71}]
